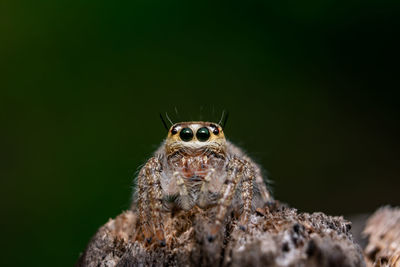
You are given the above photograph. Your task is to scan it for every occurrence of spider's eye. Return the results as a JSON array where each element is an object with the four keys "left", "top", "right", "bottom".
[
  {"left": 180, "top": 128, "right": 193, "bottom": 141},
  {"left": 196, "top": 127, "right": 210, "bottom": 142},
  {"left": 210, "top": 124, "right": 219, "bottom": 135},
  {"left": 171, "top": 127, "right": 178, "bottom": 135}
]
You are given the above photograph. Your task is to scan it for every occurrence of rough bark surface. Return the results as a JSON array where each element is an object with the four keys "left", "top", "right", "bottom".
[
  {"left": 77, "top": 202, "right": 366, "bottom": 267},
  {"left": 363, "top": 206, "right": 400, "bottom": 267}
]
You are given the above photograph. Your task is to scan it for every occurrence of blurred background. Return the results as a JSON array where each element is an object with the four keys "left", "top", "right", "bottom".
[{"left": 1, "top": 0, "right": 399, "bottom": 266}]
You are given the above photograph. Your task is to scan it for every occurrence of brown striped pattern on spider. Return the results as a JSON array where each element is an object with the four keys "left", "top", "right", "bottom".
[{"left": 132, "top": 121, "right": 273, "bottom": 247}]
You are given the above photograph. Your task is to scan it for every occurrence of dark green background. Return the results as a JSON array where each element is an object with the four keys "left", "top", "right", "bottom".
[{"left": 1, "top": 0, "right": 399, "bottom": 266}]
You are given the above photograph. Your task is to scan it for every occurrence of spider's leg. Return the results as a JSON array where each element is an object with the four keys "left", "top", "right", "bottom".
[
  {"left": 239, "top": 161, "right": 254, "bottom": 228},
  {"left": 137, "top": 156, "right": 165, "bottom": 246},
  {"left": 208, "top": 157, "right": 254, "bottom": 241},
  {"left": 197, "top": 168, "right": 215, "bottom": 208},
  {"left": 137, "top": 167, "right": 152, "bottom": 242},
  {"left": 240, "top": 152, "right": 273, "bottom": 205}
]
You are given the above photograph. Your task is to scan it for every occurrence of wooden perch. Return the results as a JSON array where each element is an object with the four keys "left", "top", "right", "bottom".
[{"left": 77, "top": 202, "right": 366, "bottom": 267}]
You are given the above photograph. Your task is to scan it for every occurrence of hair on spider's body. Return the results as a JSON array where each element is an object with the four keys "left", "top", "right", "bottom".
[{"left": 133, "top": 121, "right": 272, "bottom": 246}]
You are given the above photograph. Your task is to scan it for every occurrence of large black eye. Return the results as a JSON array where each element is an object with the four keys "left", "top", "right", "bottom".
[
  {"left": 196, "top": 127, "right": 210, "bottom": 142},
  {"left": 180, "top": 128, "right": 193, "bottom": 141}
]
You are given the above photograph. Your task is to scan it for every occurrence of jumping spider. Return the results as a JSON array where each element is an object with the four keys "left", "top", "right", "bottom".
[{"left": 133, "top": 121, "right": 272, "bottom": 246}]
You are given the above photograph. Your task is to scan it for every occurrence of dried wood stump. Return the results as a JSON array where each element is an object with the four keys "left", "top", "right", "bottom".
[{"left": 77, "top": 202, "right": 366, "bottom": 267}]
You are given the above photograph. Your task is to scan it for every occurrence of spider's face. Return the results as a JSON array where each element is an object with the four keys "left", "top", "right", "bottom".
[{"left": 165, "top": 122, "right": 226, "bottom": 157}]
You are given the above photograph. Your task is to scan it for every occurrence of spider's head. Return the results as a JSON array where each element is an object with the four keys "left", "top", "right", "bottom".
[{"left": 165, "top": 122, "right": 226, "bottom": 157}]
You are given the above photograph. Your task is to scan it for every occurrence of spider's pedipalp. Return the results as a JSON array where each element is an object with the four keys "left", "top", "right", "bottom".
[
  {"left": 197, "top": 168, "right": 215, "bottom": 208},
  {"left": 174, "top": 171, "right": 192, "bottom": 210}
]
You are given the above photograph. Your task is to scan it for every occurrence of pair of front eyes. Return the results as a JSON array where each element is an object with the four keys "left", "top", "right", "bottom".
[{"left": 171, "top": 126, "right": 219, "bottom": 142}]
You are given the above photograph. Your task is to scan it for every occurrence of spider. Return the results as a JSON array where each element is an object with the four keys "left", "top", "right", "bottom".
[{"left": 133, "top": 119, "right": 272, "bottom": 246}]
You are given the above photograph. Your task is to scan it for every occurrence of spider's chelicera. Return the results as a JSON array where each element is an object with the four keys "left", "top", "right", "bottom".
[{"left": 133, "top": 121, "right": 272, "bottom": 246}]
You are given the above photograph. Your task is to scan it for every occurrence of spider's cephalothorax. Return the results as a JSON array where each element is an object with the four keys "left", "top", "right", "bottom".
[{"left": 134, "top": 121, "right": 272, "bottom": 246}]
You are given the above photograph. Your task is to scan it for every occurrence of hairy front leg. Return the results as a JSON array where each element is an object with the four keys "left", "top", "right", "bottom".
[
  {"left": 208, "top": 157, "right": 254, "bottom": 241},
  {"left": 137, "top": 156, "right": 166, "bottom": 246}
]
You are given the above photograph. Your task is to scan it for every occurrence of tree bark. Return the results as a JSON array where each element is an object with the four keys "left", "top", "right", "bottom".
[{"left": 77, "top": 202, "right": 369, "bottom": 267}]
